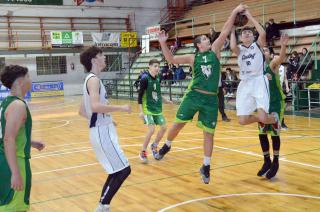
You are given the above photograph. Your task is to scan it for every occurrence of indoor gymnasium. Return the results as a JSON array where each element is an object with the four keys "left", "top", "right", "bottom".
[{"left": 0, "top": 0, "right": 319, "bottom": 211}]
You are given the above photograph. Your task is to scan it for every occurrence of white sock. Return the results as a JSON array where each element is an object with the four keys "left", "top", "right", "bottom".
[
  {"left": 203, "top": 156, "right": 211, "bottom": 166},
  {"left": 165, "top": 140, "right": 172, "bottom": 147}
]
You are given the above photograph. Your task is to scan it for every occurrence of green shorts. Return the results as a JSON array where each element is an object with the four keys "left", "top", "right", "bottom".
[
  {"left": 144, "top": 114, "right": 166, "bottom": 126},
  {"left": 0, "top": 154, "right": 31, "bottom": 212},
  {"left": 175, "top": 90, "right": 218, "bottom": 134},
  {"left": 258, "top": 99, "right": 285, "bottom": 136}
]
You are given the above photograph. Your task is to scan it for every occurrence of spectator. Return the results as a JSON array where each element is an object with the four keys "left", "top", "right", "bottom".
[
  {"left": 299, "top": 47, "right": 313, "bottom": 79},
  {"left": 170, "top": 35, "right": 181, "bottom": 54},
  {"left": 268, "top": 18, "right": 280, "bottom": 39},
  {"left": 160, "top": 63, "right": 169, "bottom": 83},
  {"left": 223, "top": 67, "right": 238, "bottom": 97},
  {"left": 287, "top": 51, "right": 300, "bottom": 80},
  {"left": 174, "top": 65, "right": 186, "bottom": 82},
  {"left": 209, "top": 27, "right": 219, "bottom": 43},
  {"left": 218, "top": 74, "right": 230, "bottom": 122},
  {"left": 265, "top": 22, "right": 274, "bottom": 46}
]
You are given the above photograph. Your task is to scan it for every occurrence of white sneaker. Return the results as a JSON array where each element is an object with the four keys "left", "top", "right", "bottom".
[{"left": 94, "top": 203, "right": 110, "bottom": 212}]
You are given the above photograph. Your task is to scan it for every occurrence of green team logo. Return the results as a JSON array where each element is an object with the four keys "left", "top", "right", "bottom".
[
  {"left": 152, "top": 91, "right": 158, "bottom": 101},
  {"left": 201, "top": 65, "right": 212, "bottom": 79}
]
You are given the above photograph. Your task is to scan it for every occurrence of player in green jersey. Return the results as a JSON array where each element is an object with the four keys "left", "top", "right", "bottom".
[
  {"left": 156, "top": 4, "right": 247, "bottom": 184},
  {"left": 138, "top": 59, "right": 173, "bottom": 163},
  {"left": 0, "top": 65, "right": 45, "bottom": 212},
  {"left": 257, "top": 34, "right": 289, "bottom": 179}
]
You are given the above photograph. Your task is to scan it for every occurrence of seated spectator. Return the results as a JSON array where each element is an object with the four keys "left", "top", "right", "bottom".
[
  {"left": 223, "top": 67, "right": 238, "bottom": 97},
  {"left": 175, "top": 65, "right": 186, "bottom": 82},
  {"left": 160, "top": 63, "right": 169, "bottom": 83},
  {"left": 269, "top": 18, "right": 280, "bottom": 39},
  {"left": 287, "top": 51, "right": 300, "bottom": 80},
  {"left": 299, "top": 48, "right": 313, "bottom": 75}
]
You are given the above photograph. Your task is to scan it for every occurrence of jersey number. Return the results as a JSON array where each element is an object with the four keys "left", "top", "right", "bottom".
[
  {"left": 246, "top": 61, "right": 251, "bottom": 66},
  {"left": 202, "top": 56, "right": 207, "bottom": 63}
]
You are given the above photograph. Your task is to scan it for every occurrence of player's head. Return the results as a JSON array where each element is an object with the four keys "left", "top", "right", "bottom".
[
  {"left": 80, "top": 46, "right": 105, "bottom": 72},
  {"left": 263, "top": 46, "right": 274, "bottom": 60},
  {"left": 148, "top": 59, "right": 160, "bottom": 76},
  {"left": 194, "top": 34, "right": 211, "bottom": 52},
  {"left": 240, "top": 26, "right": 254, "bottom": 45},
  {"left": 0, "top": 65, "right": 31, "bottom": 93}
]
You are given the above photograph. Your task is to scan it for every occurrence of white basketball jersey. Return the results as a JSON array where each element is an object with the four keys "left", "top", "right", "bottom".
[
  {"left": 279, "top": 65, "right": 285, "bottom": 86},
  {"left": 238, "top": 42, "right": 265, "bottom": 80},
  {"left": 83, "top": 73, "right": 112, "bottom": 128}
]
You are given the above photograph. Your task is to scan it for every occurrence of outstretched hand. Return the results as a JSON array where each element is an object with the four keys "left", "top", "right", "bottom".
[
  {"left": 280, "top": 34, "right": 289, "bottom": 46},
  {"left": 158, "top": 30, "right": 168, "bottom": 43}
]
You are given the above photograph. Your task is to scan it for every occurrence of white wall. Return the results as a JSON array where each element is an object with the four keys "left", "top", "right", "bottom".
[
  {"left": 4, "top": 52, "right": 128, "bottom": 96},
  {"left": 0, "top": 0, "right": 167, "bottom": 36}
]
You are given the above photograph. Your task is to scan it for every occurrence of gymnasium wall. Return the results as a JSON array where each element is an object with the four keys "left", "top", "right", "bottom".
[
  {"left": 4, "top": 52, "right": 129, "bottom": 96},
  {"left": 0, "top": 0, "right": 167, "bottom": 36}
]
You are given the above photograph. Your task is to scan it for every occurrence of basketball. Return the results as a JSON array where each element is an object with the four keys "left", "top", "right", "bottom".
[{"left": 234, "top": 13, "right": 248, "bottom": 27}]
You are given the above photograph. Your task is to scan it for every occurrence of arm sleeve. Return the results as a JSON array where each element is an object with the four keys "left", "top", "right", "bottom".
[{"left": 138, "top": 77, "right": 148, "bottom": 104}]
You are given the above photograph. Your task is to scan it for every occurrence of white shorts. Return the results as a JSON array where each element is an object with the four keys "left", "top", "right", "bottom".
[
  {"left": 90, "top": 123, "right": 129, "bottom": 174},
  {"left": 236, "top": 75, "right": 270, "bottom": 116}
]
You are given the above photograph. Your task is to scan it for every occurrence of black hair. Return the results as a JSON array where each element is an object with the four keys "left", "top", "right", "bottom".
[
  {"left": 80, "top": 46, "right": 103, "bottom": 72},
  {"left": 0, "top": 65, "right": 28, "bottom": 89}
]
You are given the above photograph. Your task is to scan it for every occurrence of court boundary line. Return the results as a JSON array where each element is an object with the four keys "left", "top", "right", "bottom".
[{"left": 158, "top": 192, "right": 320, "bottom": 211}]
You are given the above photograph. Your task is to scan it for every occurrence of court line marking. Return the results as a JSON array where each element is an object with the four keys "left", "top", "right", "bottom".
[
  {"left": 30, "top": 98, "right": 76, "bottom": 111},
  {"left": 33, "top": 120, "right": 70, "bottom": 132},
  {"left": 32, "top": 138, "right": 320, "bottom": 175},
  {"left": 158, "top": 192, "right": 320, "bottom": 211},
  {"left": 32, "top": 134, "right": 320, "bottom": 158}
]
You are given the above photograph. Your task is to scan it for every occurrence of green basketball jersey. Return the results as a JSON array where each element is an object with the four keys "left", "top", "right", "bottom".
[
  {"left": 142, "top": 73, "right": 162, "bottom": 115},
  {"left": 0, "top": 96, "right": 32, "bottom": 159},
  {"left": 189, "top": 50, "right": 221, "bottom": 93},
  {"left": 265, "top": 64, "right": 286, "bottom": 103}
]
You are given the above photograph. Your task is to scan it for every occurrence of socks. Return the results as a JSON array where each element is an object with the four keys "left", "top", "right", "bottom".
[
  {"left": 165, "top": 140, "right": 172, "bottom": 147},
  {"left": 203, "top": 156, "right": 211, "bottom": 166}
]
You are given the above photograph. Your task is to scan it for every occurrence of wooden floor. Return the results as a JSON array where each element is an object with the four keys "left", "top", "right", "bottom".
[{"left": 28, "top": 96, "right": 320, "bottom": 211}]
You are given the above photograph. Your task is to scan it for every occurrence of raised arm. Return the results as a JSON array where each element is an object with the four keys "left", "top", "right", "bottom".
[
  {"left": 87, "top": 77, "right": 131, "bottom": 113},
  {"left": 270, "top": 34, "right": 289, "bottom": 71},
  {"left": 212, "top": 4, "right": 247, "bottom": 55},
  {"left": 230, "top": 26, "right": 240, "bottom": 56},
  {"left": 244, "top": 9, "right": 266, "bottom": 47},
  {"left": 158, "top": 30, "right": 194, "bottom": 66}
]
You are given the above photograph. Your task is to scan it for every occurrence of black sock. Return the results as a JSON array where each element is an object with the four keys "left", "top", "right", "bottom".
[
  {"left": 100, "top": 166, "right": 131, "bottom": 205},
  {"left": 271, "top": 136, "right": 280, "bottom": 160},
  {"left": 257, "top": 134, "right": 271, "bottom": 176},
  {"left": 259, "top": 134, "right": 270, "bottom": 159}
]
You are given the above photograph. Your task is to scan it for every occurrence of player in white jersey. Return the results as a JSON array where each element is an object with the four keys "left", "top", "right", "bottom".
[
  {"left": 230, "top": 8, "right": 280, "bottom": 129},
  {"left": 79, "top": 46, "right": 132, "bottom": 212}
]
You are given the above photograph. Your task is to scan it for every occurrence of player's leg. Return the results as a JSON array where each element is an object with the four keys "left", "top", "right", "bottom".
[
  {"left": 156, "top": 91, "right": 198, "bottom": 160},
  {"left": 197, "top": 94, "right": 218, "bottom": 184},
  {"left": 0, "top": 158, "right": 30, "bottom": 212},
  {"left": 151, "top": 115, "right": 167, "bottom": 158},
  {"left": 96, "top": 166, "right": 131, "bottom": 212},
  {"left": 257, "top": 131, "right": 271, "bottom": 176},
  {"left": 266, "top": 100, "right": 284, "bottom": 179},
  {"left": 140, "top": 115, "right": 156, "bottom": 163}
]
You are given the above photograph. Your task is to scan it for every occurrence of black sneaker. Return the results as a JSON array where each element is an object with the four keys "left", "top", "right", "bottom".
[
  {"left": 257, "top": 159, "right": 271, "bottom": 176},
  {"left": 281, "top": 123, "right": 288, "bottom": 131},
  {"left": 222, "top": 116, "right": 231, "bottom": 122},
  {"left": 266, "top": 159, "right": 279, "bottom": 179},
  {"left": 199, "top": 164, "right": 210, "bottom": 184},
  {"left": 155, "top": 144, "right": 171, "bottom": 160}
]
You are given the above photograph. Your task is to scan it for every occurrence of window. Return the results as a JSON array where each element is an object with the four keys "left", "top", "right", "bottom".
[
  {"left": 103, "top": 54, "right": 122, "bottom": 72},
  {"left": 36, "top": 56, "right": 67, "bottom": 75}
]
